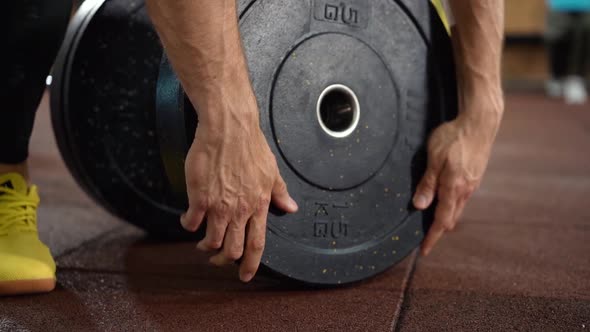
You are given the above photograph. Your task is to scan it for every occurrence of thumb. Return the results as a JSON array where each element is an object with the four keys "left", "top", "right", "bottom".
[
  {"left": 271, "top": 175, "right": 298, "bottom": 213},
  {"left": 413, "top": 164, "right": 440, "bottom": 210}
]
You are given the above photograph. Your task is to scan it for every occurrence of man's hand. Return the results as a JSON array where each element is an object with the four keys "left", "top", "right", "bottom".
[
  {"left": 181, "top": 105, "right": 298, "bottom": 282},
  {"left": 145, "top": 0, "right": 298, "bottom": 282},
  {"left": 414, "top": 0, "right": 505, "bottom": 255},
  {"left": 413, "top": 111, "right": 500, "bottom": 256}
]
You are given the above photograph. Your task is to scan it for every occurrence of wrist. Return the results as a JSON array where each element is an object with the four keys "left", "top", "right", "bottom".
[
  {"left": 456, "top": 89, "right": 504, "bottom": 142},
  {"left": 196, "top": 107, "right": 260, "bottom": 141},
  {"left": 458, "top": 78, "right": 504, "bottom": 119},
  {"left": 187, "top": 77, "right": 260, "bottom": 126}
]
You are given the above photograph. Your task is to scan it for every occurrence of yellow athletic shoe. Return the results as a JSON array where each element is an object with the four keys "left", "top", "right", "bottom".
[{"left": 0, "top": 173, "right": 56, "bottom": 295}]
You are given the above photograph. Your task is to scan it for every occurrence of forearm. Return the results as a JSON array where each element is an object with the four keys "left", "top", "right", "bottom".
[
  {"left": 449, "top": 0, "right": 505, "bottom": 137},
  {"left": 145, "top": 0, "right": 257, "bottom": 128}
]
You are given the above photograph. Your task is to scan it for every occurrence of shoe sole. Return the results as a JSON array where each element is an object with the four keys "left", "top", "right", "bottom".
[{"left": 0, "top": 278, "right": 56, "bottom": 296}]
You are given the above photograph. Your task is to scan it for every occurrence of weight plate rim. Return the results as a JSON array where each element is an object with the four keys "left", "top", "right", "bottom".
[
  {"left": 51, "top": 0, "right": 188, "bottom": 234},
  {"left": 50, "top": 0, "right": 121, "bottom": 218}
]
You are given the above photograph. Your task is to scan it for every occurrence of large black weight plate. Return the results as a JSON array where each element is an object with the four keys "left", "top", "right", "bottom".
[
  {"left": 51, "top": 0, "right": 193, "bottom": 238},
  {"left": 159, "top": 0, "right": 457, "bottom": 284},
  {"left": 51, "top": 0, "right": 457, "bottom": 285}
]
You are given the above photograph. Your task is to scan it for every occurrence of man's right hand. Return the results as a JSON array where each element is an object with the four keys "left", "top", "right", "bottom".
[
  {"left": 179, "top": 92, "right": 298, "bottom": 283},
  {"left": 145, "top": 0, "right": 298, "bottom": 282}
]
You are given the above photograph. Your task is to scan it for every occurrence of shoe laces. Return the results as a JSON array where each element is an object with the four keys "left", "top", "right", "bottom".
[{"left": 0, "top": 185, "right": 39, "bottom": 235}]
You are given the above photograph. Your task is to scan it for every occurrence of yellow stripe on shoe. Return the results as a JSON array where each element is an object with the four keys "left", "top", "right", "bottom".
[{"left": 0, "top": 173, "right": 56, "bottom": 295}]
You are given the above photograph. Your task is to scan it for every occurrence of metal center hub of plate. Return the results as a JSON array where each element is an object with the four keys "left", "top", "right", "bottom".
[
  {"left": 316, "top": 84, "right": 360, "bottom": 138},
  {"left": 271, "top": 33, "right": 398, "bottom": 190}
]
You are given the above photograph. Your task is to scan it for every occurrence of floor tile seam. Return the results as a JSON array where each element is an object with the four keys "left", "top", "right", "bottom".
[{"left": 389, "top": 250, "right": 418, "bottom": 332}]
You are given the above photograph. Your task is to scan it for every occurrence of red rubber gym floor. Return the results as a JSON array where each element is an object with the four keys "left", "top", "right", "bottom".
[{"left": 1, "top": 92, "right": 589, "bottom": 331}]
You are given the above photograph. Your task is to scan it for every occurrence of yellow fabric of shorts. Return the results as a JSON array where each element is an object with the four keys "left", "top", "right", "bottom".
[{"left": 431, "top": 0, "right": 451, "bottom": 34}]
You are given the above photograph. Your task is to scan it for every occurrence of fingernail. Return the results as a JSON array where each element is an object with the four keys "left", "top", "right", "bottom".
[
  {"left": 196, "top": 241, "right": 206, "bottom": 251},
  {"left": 413, "top": 195, "right": 428, "bottom": 209},
  {"left": 289, "top": 197, "right": 299, "bottom": 211},
  {"left": 241, "top": 273, "right": 254, "bottom": 282},
  {"left": 209, "top": 255, "right": 222, "bottom": 265},
  {"left": 180, "top": 215, "right": 192, "bottom": 231}
]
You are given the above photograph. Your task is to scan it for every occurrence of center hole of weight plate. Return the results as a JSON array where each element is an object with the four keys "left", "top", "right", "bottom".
[{"left": 316, "top": 84, "right": 360, "bottom": 138}]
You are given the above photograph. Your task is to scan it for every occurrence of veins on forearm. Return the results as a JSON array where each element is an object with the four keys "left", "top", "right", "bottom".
[
  {"left": 146, "top": 0, "right": 250, "bottom": 99},
  {"left": 449, "top": 0, "right": 504, "bottom": 108}
]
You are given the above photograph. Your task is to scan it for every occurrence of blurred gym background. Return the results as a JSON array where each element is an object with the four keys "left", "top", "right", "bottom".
[{"left": 504, "top": 0, "right": 589, "bottom": 104}]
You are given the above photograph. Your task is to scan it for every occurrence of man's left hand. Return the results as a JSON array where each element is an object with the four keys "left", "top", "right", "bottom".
[{"left": 412, "top": 107, "right": 502, "bottom": 255}]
